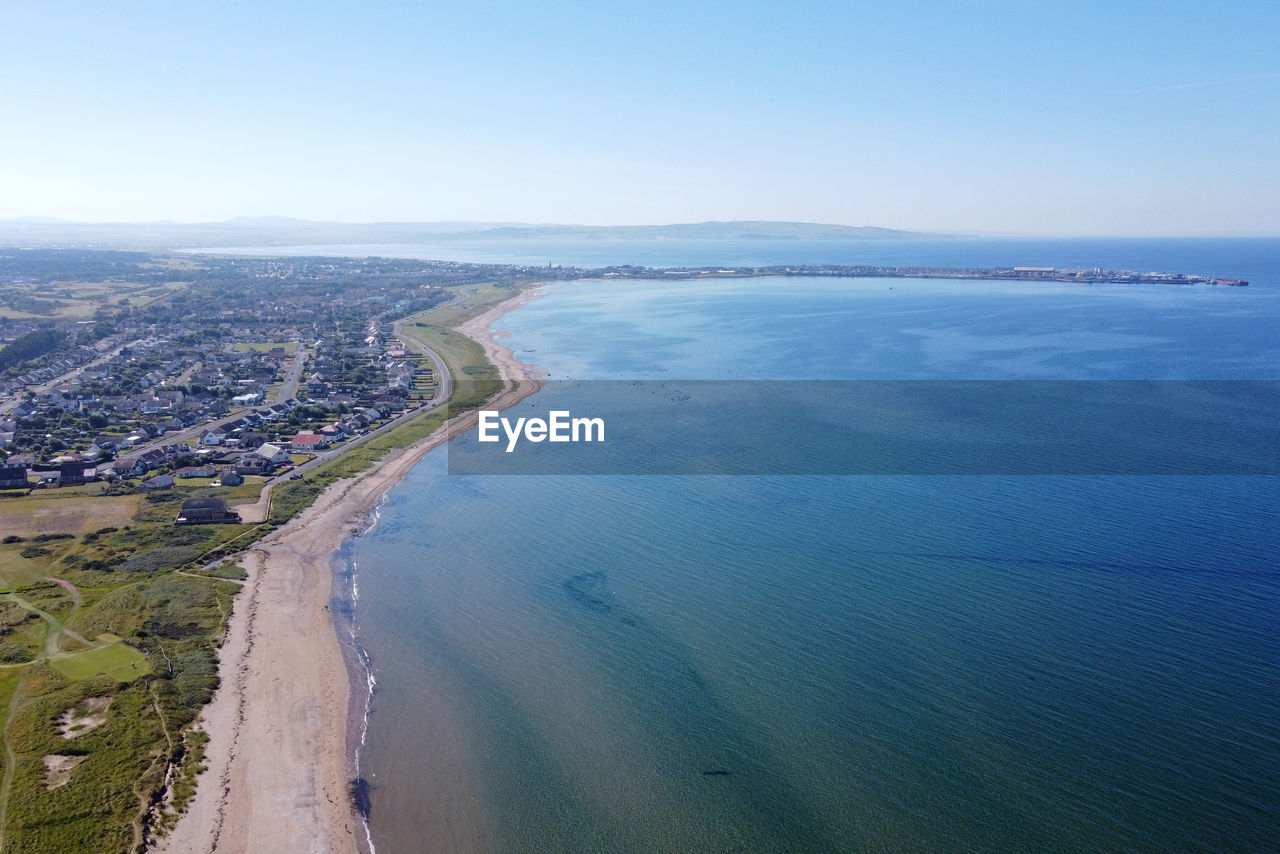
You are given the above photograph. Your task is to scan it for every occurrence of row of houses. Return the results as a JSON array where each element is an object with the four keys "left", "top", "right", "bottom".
[
  {"left": 0, "top": 460, "right": 100, "bottom": 488},
  {"left": 6, "top": 334, "right": 126, "bottom": 388},
  {"left": 198, "top": 400, "right": 301, "bottom": 447},
  {"left": 142, "top": 466, "right": 247, "bottom": 490}
]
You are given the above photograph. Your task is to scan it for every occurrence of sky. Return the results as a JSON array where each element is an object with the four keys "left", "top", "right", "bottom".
[{"left": 2, "top": 1, "right": 1278, "bottom": 236}]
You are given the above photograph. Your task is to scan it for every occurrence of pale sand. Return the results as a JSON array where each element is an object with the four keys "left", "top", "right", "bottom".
[{"left": 155, "top": 287, "right": 546, "bottom": 854}]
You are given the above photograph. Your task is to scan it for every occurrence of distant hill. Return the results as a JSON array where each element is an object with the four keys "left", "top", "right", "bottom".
[
  {"left": 457, "top": 221, "right": 930, "bottom": 241},
  {"left": 0, "top": 217, "right": 937, "bottom": 249}
]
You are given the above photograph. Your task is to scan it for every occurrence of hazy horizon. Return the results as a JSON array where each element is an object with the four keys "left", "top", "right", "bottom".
[
  {"left": 3, "top": 2, "right": 1278, "bottom": 236},
  {"left": 1, "top": 215, "right": 1278, "bottom": 242}
]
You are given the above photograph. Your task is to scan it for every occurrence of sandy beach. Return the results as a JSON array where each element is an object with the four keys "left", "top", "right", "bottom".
[{"left": 155, "top": 287, "right": 545, "bottom": 854}]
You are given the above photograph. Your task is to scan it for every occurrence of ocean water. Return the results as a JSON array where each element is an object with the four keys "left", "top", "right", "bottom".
[
  {"left": 348, "top": 248, "right": 1280, "bottom": 852},
  {"left": 203, "top": 236, "right": 1277, "bottom": 285}
]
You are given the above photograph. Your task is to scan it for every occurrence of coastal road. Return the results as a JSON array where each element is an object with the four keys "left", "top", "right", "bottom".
[
  {"left": 391, "top": 321, "right": 450, "bottom": 405},
  {"left": 391, "top": 286, "right": 476, "bottom": 406}
]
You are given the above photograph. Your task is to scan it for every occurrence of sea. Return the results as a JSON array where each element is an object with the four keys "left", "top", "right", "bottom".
[{"left": 323, "top": 238, "right": 1280, "bottom": 853}]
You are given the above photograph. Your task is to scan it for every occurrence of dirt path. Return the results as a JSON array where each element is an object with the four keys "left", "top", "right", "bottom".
[{"left": 0, "top": 674, "right": 27, "bottom": 853}]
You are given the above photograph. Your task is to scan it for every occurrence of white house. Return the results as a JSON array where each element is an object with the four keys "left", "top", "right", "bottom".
[{"left": 255, "top": 443, "right": 293, "bottom": 465}]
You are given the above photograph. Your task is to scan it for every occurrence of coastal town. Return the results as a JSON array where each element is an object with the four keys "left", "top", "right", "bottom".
[
  {"left": 0, "top": 250, "right": 1250, "bottom": 495},
  {"left": 0, "top": 250, "right": 551, "bottom": 496},
  {"left": 0, "top": 248, "right": 536, "bottom": 852}
]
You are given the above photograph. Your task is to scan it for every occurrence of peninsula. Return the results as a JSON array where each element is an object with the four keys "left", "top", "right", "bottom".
[{"left": 590, "top": 263, "right": 1249, "bottom": 286}]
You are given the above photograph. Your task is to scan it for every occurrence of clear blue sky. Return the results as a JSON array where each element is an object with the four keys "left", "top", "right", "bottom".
[{"left": 3, "top": 1, "right": 1278, "bottom": 235}]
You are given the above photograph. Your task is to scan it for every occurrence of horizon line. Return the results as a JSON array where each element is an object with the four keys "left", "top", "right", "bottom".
[{"left": 0, "top": 215, "right": 1277, "bottom": 241}]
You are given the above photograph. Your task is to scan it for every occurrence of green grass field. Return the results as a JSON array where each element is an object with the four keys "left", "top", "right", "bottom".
[
  {"left": 48, "top": 644, "right": 149, "bottom": 682},
  {"left": 0, "top": 552, "right": 54, "bottom": 591}
]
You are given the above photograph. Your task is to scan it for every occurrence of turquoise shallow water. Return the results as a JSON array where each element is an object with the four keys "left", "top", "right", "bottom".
[{"left": 352, "top": 266, "right": 1280, "bottom": 852}]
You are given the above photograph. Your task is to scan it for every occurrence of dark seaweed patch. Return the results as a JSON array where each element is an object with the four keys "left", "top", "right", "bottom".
[
  {"left": 349, "top": 777, "right": 373, "bottom": 818},
  {"left": 563, "top": 572, "right": 613, "bottom": 613}
]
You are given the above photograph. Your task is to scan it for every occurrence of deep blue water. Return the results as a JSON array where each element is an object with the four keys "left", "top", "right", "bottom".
[{"left": 351, "top": 244, "right": 1280, "bottom": 852}]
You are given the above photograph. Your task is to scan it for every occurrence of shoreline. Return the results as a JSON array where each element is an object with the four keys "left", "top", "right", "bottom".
[{"left": 154, "top": 285, "right": 547, "bottom": 854}]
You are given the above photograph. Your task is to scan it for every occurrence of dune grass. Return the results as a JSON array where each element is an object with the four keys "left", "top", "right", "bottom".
[{"left": 48, "top": 644, "right": 149, "bottom": 682}]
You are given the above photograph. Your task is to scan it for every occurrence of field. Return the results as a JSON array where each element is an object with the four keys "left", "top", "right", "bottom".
[
  {"left": 0, "top": 494, "right": 141, "bottom": 538},
  {"left": 48, "top": 643, "right": 149, "bottom": 682},
  {"left": 0, "top": 279, "right": 189, "bottom": 320},
  {"left": 0, "top": 489, "right": 246, "bottom": 853},
  {"left": 0, "top": 552, "right": 54, "bottom": 589}
]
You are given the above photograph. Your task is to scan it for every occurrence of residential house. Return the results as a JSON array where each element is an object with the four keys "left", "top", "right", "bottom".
[
  {"left": 111, "top": 458, "right": 143, "bottom": 478},
  {"left": 59, "top": 461, "right": 95, "bottom": 485},
  {"left": 175, "top": 497, "right": 239, "bottom": 525},
  {"left": 254, "top": 443, "right": 293, "bottom": 465},
  {"left": 233, "top": 456, "right": 271, "bottom": 476},
  {"left": 290, "top": 432, "right": 328, "bottom": 451},
  {"left": 0, "top": 465, "right": 28, "bottom": 490},
  {"left": 239, "top": 430, "right": 269, "bottom": 449},
  {"left": 142, "top": 473, "right": 175, "bottom": 490},
  {"left": 341, "top": 414, "right": 370, "bottom": 432},
  {"left": 175, "top": 465, "right": 219, "bottom": 479},
  {"left": 319, "top": 423, "right": 346, "bottom": 442}
]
